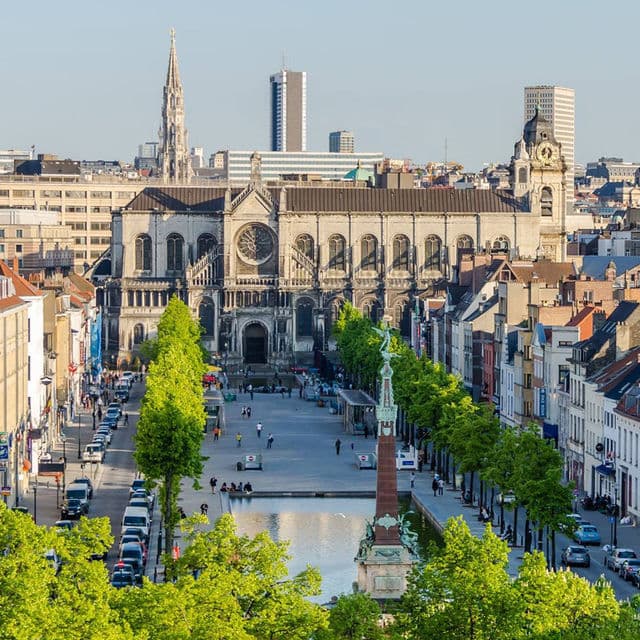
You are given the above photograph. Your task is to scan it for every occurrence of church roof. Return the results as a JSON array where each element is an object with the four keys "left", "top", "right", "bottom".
[
  {"left": 124, "top": 185, "right": 527, "bottom": 214},
  {"left": 523, "top": 106, "right": 555, "bottom": 147}
]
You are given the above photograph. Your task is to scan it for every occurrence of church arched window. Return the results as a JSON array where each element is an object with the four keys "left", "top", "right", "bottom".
[
  {"left": 425, "top": 235, "right": 442, "bottom": 271},
  {"left": 328, "top": 234, "right": 346, "bottom": 271},
  {"left": 362, "top": 298, "right": 380, "bottom": 323},
  {"left": 326, "top": 298, "right": 343, "bottom": 335},
  {"left": 295, "top": 234, "right": 314, "bottom": 259},
  {"left": 360, "top": 234, "right": 378, "bottom": 271},
  {"left": 167, "top": 233, "right": 184, "bottom": 271},
  {"left": 457, "top": 235, "right": 474, "bottom": 250},
  {"left": 199, "top": 297, "right": 215, "bottom": 336},
  {"left": 518, "top": 167, "right": 528, "bottom": 184},
  {"left": 197, "top": 234, "right": 216, "bottom": 259},
  {"left": 492, "top": 236, "right": 510, "bottom": 253},
  {"left": 394, "top": 301, "right": 411, "bottom": 336},
  {"left": 296, "top": 298, "right": 314, "bottom": 337},
  {"left": 541, "top": 187, "right": 553, "bottom": 216},
  {"left": 392, "top": 234, "right": 410, "bottom": 271},
  {"left": 135, "top": 234, "right": 152, "bottom": 271},
  {"left": 133, "top": 324, "right": 145, "bottom": 345}
]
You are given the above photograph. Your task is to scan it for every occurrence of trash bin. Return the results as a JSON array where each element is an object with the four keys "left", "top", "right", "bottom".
[{"left": 236, "top": 461, "right": 244, "bottom": 471}]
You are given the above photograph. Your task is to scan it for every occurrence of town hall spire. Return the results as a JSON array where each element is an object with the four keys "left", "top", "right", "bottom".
[{"left": 158, "top": 28, "right": 192, "bottom": 183}]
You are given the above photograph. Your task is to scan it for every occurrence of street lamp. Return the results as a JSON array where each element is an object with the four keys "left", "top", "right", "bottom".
[
  {"left": 61, "top": 435, "right": 66, "bottom": 495},
  {"left": 613, "top": 484, "right": 619, "bottom": 548},
  {"left": 32, "top": 481, "right": 38, "bottom": 524},
  {"left": 77, "top": 413, "right": 81, "bottom": 459}
]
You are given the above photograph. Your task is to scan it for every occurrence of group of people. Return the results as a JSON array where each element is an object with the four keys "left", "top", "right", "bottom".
[
  {"left": 209, "top": 476, "right": 253, "bottom": 495},
  {"left": 240, "top": 405, "right": 253, "bottom": 419},
  {"left": 431, "top": 475, "right": 445, "bottom": 497}
]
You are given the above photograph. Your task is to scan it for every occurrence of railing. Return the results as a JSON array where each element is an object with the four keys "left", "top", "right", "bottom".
[
  {"left": 186, "top": 247, "right": 221, "bottom": 287},
  {"left": 291, "top": 245, "right": 316, "bottom": 277}
]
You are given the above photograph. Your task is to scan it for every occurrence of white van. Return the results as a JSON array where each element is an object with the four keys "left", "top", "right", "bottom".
[
  {"left": 121, "top": 506, "right": 150, "bottom": 541},
  {"left": 82, "top": 443, "right": 104, "bottom": 463}
]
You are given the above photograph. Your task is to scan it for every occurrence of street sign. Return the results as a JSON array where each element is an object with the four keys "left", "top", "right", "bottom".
[
  {"left": 0, "top": 463, "right": 7, "bottom": 471},
  {"left": 1, "top": 486, "right": 11, "bottom": 496},
  {"left": 38, "top": 462, "right": 65, "bottom": 476},
  {"left": 0, "top": 444, "right": 8, "bottom": 461},
  {"left": 609, "top": 516, "right": 615, "bottom": 524}
]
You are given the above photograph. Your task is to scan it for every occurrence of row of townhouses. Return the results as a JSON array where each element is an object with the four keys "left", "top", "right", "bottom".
[
  {"left": 426, "top": 252, "right": 640, "bottom": 522},
  {"left": 0, "top": 259, "right": 99, "bottom": 508}
]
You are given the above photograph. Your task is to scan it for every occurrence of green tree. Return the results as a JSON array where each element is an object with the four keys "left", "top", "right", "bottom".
[
  {"left": 318, "top": 592, "right": 386, "bottom": 640},
  {"left": 396, "top": 517, "right": 521, "bottom": 640}
]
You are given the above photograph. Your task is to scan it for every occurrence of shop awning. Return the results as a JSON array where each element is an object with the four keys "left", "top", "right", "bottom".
[
  {"left": 542, "top": 422, "right": 558, "bottom": 440},
  {"left": 595, "top": 464, "right": 615, "bottom": 477}
]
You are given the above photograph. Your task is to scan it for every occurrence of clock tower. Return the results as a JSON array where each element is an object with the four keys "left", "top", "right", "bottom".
[{"left": 519, "top": 106, "right": 567, "bottom": 261}]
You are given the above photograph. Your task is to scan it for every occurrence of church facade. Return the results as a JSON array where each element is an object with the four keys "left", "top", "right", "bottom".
[{"left": 99, "top": 33, "right": 568, "bottom": 366}]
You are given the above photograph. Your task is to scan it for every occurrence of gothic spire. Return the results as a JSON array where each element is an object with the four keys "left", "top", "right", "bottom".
[
  {"left": 158, "top": 28, "right": 191, "bottom": 183},
  {"left": 166, "top": 27, "right": 181, "bottom": 90}
]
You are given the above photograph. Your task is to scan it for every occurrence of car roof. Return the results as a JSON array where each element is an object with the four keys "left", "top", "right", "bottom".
[{"left": 67, "top": 482, "right": 88, "bottom": 489}]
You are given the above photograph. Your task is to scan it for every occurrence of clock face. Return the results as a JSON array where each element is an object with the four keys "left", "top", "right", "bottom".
[
  {"left": 237, "top": 223, "right": 274, "bottom": 264},
  {"left": 536, "top": 142, "right": 556, "bottom": 165}
]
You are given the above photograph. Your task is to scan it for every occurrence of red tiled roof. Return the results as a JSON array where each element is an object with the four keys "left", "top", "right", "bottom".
[
  {"left": 0, "top": 295, "right": 27, "bottom": 313},
  {"left": 0, "top": 261, "right": 41, "bottom": 297},
  {"left": 566, "top": 305, "right": 596, "bottom": 326}
]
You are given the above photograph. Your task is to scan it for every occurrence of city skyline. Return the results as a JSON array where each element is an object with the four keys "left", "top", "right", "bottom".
[{"left": 1, "top": 0, "right": 639, "bottom": 169}]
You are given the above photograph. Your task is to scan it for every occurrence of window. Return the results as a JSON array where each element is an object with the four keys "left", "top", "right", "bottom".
[
  {"left": 199, "top": 297, "right": 215, "bottom": 336},
  {"left": 66, "top": 206, "right": 86, "bottom": 213},
  {"left": 12, "top": 190, "right": 34, "bottom": 197},
  {"left": 40, "top": 190, "right": 61, "bottom": 198},
  {"left": 394, "top": 301, "right": 410, "bottom": 336},
  {"left": 69, "top": 222, "right": 87, "bottom": 231},
  {"left": 197, "top": 233, "right": 216, "bottom": 259},
  {"left": 362, "top": 299, "right": 379, "bottom": 322},
  {"left": 90, "top": 191, "right": 111, "bottom": 199},
  {"left": 15, "top": 244, "right": 23, "bottom": 252},
  {"left": 74, "top": 238, "right": 86, "bottom": 245},
  {"left": 135, "top": 234, "right": 152, "bottom": 271},
  {"left": 116, "top": 191, "right": 134, "bottom": 199},
  {"left": 295, "top": 234, "right": 314, "bottom": 259},
  {"left": 0, "top": 244, "right": 4, "bottom": 253},
  {"left": 16, "top": 229, "right": 23, "bottom": 238},
  {"left": 328, "top": 234, "right": 346, "bottom": 271},
  {"left": 492, "top": 236, "right": 510, "bottom": 252},
  {"left": 541, "top": 187, "right": 553, "bottom": 216},
  {"left": 425, "top": 235, "right": 442, "bottom": 271},
  {"left": 91, "top": 206, "right": 111, "bottom": 213},
  {"left": 360, "top": 234, "right": 378, "bottom": 271},
  {"left": 296, "top": 298, "right": 314, "bottom": 337},
  {"left": 518, "top": 167, "right": 528, "bottom": 183},
  {"left": 91, "top": 222, "right": 111, "bottom": 231},
  {"left": 133, "top": 324, "right": 145, "bottom": 345},
  {"left": 65, "top": 191, "right": 86, "bottom": 198},
  {"left": 392, "top": 234, "right": 409, "bottom": 271},
  {"left": 0, "top": 229, "right": 4, "bottom": 238},
  {"left": 457, "top": 235, "right": 474, "bottom": 250},
  {"left": 167, "top": 233, "right": 184, "bottom": 271}
]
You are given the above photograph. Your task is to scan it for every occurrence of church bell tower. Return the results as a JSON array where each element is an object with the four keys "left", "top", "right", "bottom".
[{"left": 158, "top": 29, "right": 192, "bottom": 183}]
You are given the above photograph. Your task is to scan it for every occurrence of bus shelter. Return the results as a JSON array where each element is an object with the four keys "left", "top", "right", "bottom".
[
  {"left": 204, "top": 388, "right": 226, "bottom": 433},
  {"left": 336, "top": 389, "right": 376, "bottom": 435}
]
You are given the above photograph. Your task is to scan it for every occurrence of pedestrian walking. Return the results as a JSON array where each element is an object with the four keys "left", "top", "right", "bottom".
[
  {"left": 410, "top": 471, "right": 416, "bottom": 489},
  {"left": 288, "top": 387, "right": 292, "bottom": 398},
  {"left": 200, "top": 503, "right": 209, "bottom": 516},
  {"left": 363, "top": 424, "right": 369, "bottom": 439},
  {"left": 335, "top": 438, "right": 342, "bottom": 455},
  {"left": 256, "top": 422, "right": 263, "bottom": 438},
  {"left": 213, "top": 426, "right": 220, "bottom": 441},
  {"left": 266, "top": 433, "right": 274, "bottom": 449},
  {"left": 299, "top": 386, "right": 303, "bottom": 398},
  {"left": 438, "top": 478, "right": 444, "bottom": 495},
  {"left": 248, "top": 384, "right": 254, "bottom": 401},
  {"left": 124, "top": 412, "right": 129, "bottom": 426},
  {"left": 209, "top": 476, "right": 217, "bottom": 493},
  {"left": 236, "top": 432, "right": 242, "bottom": 447},
  {"left": 432, "top": 477, "right": 439, "bottom": 497},
  {"left": 247, "top": 406, "right": 252, "bottom": 419},
  {"left": 241, "top": 406, "right": 247, "bottom": 419}
]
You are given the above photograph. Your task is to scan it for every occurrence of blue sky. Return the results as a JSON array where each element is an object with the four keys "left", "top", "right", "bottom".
[{"left": 0, "top": 0, "right": 637, "bottom": 170}]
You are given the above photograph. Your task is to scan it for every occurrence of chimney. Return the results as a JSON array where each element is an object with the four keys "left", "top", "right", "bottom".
[{"left": 12, "top": 257, "right": 19, "bottom": 275}]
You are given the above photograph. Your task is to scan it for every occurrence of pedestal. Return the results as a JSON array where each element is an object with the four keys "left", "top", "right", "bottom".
[{"left": 356, "top": 543, "right": 415, "bottom": 600}]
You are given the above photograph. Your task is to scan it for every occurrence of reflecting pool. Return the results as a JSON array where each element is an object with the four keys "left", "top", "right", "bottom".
[{"left": 230, "top": 496, "right": 439, "bottom": 602}]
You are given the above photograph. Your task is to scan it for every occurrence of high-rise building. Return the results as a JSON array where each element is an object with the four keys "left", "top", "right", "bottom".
[
  {"left": 524, "top": 86, "right": 575, "bottom": 213},
  {"left": 157, "top": 29, "right": 192, "bottom": 182},
  {"left": 270, "top": 69, "right": 307, "bottom": 152},
  {"left": 329, "top": 130, "right": 354, "bottom": 154}
]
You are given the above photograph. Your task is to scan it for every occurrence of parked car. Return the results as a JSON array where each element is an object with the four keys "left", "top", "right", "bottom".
[
  {"left": 114, "top": 388, "right": 129, "bottom": 402},
  {"left": 105, "top": 408, "right": 120, "bottom": 424},
  {"left": 61, "top": 498, "right": 88, "bottom": 519},
  {"left": 120, "top": 527, "right": 146, "bottom": 543},
  {"left": 559, "top": 513, "right": 584, "bottom": 532},
  {"left": 65, "top": 483, "right": 90, "bottom": 509},
  {"left": 119, "top": 542, "right": 145, "bottom": 583},
  {"left": 96, "top": 428, "right": 112, "bottom": 445},
  {"left": 605, "top": 548, "right": 637, "bottom": 572},
  {"left": 129, "top": 478, "right": 147, "bottom": 497},
  {"left": 70, "top": 477, "right": 94, "bottom": 499},
  {"left": 131, "top": 489, "right": 155, "bottom": 509},
  {"left": 111, "top": 569, "right": 135, "bottom": 589},
  {"left": 620, "top": 558, "right": 640, "bottom": 583},
  {"left": 573, "top": 524, "right": 601, "bottom": 546},
  {"left": 108, "top": 402, "right": 122, "bottom": 417},
  {"left": 121, "top": 371, "right": 135, "bottom": 387},
  {"left": 103, "top": 415, "right": 118, "bottom": 430},
  {"left": 128, "top": 498, "right": 152, "bottom": 517},
  {"left": 82, "top": 443, "right": 104, "bottom": 464},
  {"left": 118, "top": 538, "right": 147, "bottom": 564},
  {"left": 560, "top": 545, "right": 591, "bottom": 567}
]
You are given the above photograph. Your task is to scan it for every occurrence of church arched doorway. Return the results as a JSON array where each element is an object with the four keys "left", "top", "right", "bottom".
[{"left": 243, "top": 323, "right": 267, "bottom": 364}]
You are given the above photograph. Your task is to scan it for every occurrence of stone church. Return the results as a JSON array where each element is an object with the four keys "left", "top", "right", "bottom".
[{"left": 100, "top": 33, "right": 568, "bottom": 367}]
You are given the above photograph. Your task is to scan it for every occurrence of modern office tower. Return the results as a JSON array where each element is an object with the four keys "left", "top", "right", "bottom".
[
  {"left": 270, "top": 69, "right": 307, "bottom": 152},
  {"left": 329, "top": 131, "right": 355, "bottom": 153},
  {"left": 524, "top": 86, "right": 575, "bottom": 212},
  {"left": 157, "top": 29, "right": 192, "bottom": 182}
]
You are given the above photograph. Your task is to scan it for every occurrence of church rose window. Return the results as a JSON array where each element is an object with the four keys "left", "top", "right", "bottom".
[{"left": 237, "top": 223, "right": 273, "bottom": 264}]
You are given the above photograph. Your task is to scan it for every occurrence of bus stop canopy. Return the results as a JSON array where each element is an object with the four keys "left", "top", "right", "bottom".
[{"left": 337, "top": 389, "right": 376, "bottom": 435}]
